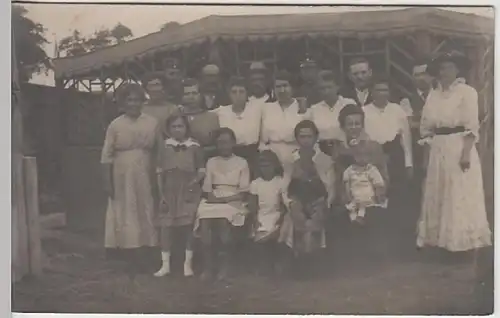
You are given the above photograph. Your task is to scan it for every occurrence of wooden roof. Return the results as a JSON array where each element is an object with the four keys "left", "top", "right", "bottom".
[{"left": 53, "top": 7, "right": 494, "bottom": 79}]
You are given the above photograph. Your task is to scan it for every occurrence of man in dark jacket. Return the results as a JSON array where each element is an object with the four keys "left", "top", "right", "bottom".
[
  {"left": 399, "top": 58, "right": 435, "bottom": 208},
  {"left": 162, "top": 58, "right": 183, "bottom": 105},
  {"left": 296, "top": 57, "right": 322, "bottom": 107},
  {"left": 247, "top": 61, "right": 275, "bottom": 104},
  {"left": 199, "top": 64, "right": 231, "bottom": 110},
  {"left": 339, "top": 57, "right": 374, "bottom": 106}
]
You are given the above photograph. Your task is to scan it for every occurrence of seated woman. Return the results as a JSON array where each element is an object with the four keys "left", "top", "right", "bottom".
[
  {"left": 278, "top": 120, "right": 335, "bottom": 278},
  {"left": 195, "top": 128, "right": 251, "bottom": 282},
  {"left": 333, "top": 104, "right": 388, "bottom": 208}
]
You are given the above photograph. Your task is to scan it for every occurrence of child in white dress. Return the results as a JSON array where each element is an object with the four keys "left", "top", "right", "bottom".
[
  {"left": 248, "top": 150, "right": 287, "bottom": 274},
  {"left": 343, "top": 141, "right": 387, "bottom": 225}
]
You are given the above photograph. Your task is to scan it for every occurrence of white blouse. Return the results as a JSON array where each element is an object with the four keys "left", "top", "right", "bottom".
[
  {"left": 420, "top": 78, "right": 479, "bottom": 142},
  {"left": 202, "top": 155, "right": 250, "bottom": 193},
  {"left": 212, "top": 102, "right": 262, "bottom": 146},
  {"left": 363, "top": 102, "right": 413, "bottom": 167},
  {"left": 308, "top": 96, "right": 357, "bottom": 141},
  {"left": 260, "top": 99, "right": 311, "bottom": 147},
  {"left": 248, "top": 93, "right": 270, "bottom": 104}
]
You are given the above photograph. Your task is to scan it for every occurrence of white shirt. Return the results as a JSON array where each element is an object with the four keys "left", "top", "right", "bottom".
[
  {"left": 356, "top": 88, "right": 369, "bottom": 105},
  {"left": 250, "top": 176, "right": 285, "bottom": 232},
  {"left": 363, "top": 102, "right": 413, "bottom": 167},
  {"left": 260, "top": 99, "right": 311, "bottom": 145},
  {"left": 248, "top": 93, "right": 270, "bottom": 104},
  {"left": 308, "top": 96, "right": 357, "bottom": 141},
  {"left": 212, "top": 103, "right": 262, "bottom": 145}
]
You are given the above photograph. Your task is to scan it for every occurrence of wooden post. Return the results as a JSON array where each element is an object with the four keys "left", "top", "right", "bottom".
[
  {"left": 12, "top": 29, "right": 30, "bottom": 282},
  {"left": 415, "top": 31, "right": 432, "bottom": 59},
  {"left": 338, "top": 37, "right": 344, "bottom": 87},
  {"left": 385, "top": 38, "right": 391, "bottom": 77},
  {"left": 23, "top": 157, "right": 42, "bottom": 276},
  {"left": 233, "top": 40, "right": 240, "bottom": 76}
]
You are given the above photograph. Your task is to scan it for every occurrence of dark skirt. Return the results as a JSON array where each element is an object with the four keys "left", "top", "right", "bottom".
[
  {"left": 233, "top": 143, "right": 259, "bottom": 179},
  {"left": 381, "top": 134, "right": 406, "bottom": 188}
]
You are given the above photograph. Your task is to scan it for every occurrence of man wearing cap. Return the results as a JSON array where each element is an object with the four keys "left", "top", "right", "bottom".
[
  {"left": 296, "top": 57, "right": 322, "bottom": 107},
  {"left": 199, "top": 64, "right": 231, "bottom": 110},
  {"left": 247, "top": 61, "right": 275, "bottom": 104},
  {"left": 163, "top": 58, "right": 183, "bottom": 105}
]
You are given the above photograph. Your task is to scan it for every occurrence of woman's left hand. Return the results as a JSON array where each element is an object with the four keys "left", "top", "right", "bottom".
[{"left": 459, "top": 151, "right": 471, "bottom": 172}]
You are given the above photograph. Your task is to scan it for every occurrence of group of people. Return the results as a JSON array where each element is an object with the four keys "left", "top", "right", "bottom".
[{"left": 101, "top": 50, "right": 492, "bottom": 282}]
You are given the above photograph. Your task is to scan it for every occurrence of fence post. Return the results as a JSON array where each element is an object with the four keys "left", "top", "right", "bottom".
[{"left": 23, "top": 156, "right": 42, "bottom": 277}]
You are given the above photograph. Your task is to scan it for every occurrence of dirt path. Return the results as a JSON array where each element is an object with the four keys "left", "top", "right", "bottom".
[{"left": 13, "top": 213, "right": 490, "bottom": 314}]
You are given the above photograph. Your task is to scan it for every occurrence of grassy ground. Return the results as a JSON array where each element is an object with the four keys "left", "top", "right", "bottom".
[{"left": 12, "top": 216, "right": 491, "bottom": 315}]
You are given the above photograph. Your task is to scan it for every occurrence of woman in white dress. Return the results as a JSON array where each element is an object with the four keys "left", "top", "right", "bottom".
[
  {"left": 260, "top": 70, "right": 310, "bottom": 177},
  {"left": 101, "top": 83, "right": 163, "bottom": 272},
  {"left": 417, "top": 51, "right": 491, "bottom": 252}
]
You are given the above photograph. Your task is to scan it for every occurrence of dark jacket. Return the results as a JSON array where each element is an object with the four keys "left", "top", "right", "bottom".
[{"left": 339, "top": 85, "right": 374, "bottom": 106}]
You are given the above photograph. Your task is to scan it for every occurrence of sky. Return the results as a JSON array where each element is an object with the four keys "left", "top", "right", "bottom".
[{"left": 19, "top": 3, "right": 494, "bottom": 86}]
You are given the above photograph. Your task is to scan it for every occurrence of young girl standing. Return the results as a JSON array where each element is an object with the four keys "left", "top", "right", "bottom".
[
  {"left": 248, "top": 150, "right": 286, "bottom": 275},
  {"left": 154, "top": 114, "right": 205, "bottom": 277}
]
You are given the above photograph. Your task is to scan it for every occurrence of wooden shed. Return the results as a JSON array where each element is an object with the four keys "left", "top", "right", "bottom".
[{"left": 49, "top": 7, "right": 493, "bottom": 232}]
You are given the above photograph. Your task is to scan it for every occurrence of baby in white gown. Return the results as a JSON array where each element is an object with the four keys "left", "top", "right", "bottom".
[{"left": 343, "top": 142, "right": 387, "bottom": 224}]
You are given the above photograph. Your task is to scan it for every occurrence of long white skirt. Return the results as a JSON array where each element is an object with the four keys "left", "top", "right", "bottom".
[
  {"left": 104, "top": 150, "right": 157, "bottom": 249},
  {"left": 417, "top": 134, "right": 491, "bottom": 252}
]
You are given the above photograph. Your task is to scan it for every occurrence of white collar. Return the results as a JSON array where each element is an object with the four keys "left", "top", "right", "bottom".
[
  {"left": 320, "top": 96, "right": 343, "bottom": 109},
  {"left": 355, "top": 87, "right": 369, "bottom": 94},
  {"left": 338, "top": 131, "right": 371, "bottom": 147},
  {"left": 249, "top": 93, "right": 269, "bottom": 101},
  {"left": 438, "top": 77, "right": 466, "bottom": 92},
  {"left": 291, "top": 144, "right": 321, "bottom": 161},
  {"left": 165, "top": 138, "right": 199, "bottom": 147}
]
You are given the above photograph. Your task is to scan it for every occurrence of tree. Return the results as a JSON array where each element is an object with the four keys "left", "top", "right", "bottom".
[
  {"left": 58, "top": 30, "right": 88, "bottom": 57},
  {"left": 160, "top": 21, "right": 181, "bottom": 31},
  {"left": 110, "top": 23, "right": 133, "bottom": 43},
  {"left": 12, "top": 5, "right": 50, "bottom": 82},
  {"left": 58, "top": 23, "right": 134, "bottom": 57}
]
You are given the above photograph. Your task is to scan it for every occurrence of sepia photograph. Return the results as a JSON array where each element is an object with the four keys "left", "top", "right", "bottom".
[{"left": 11, "top": 2, "right": 494, "bottom": 315}]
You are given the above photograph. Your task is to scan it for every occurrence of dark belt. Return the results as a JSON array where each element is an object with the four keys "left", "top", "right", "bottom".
[{"left": 434, "top": 126, "right": 465, "bottom": 135}]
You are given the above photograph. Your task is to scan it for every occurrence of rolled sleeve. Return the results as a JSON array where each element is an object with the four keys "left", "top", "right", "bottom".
[
  {"left": 100, "top": 124, "right": 116, "bottom": 164},
  {"left": 462, "top": 85, "right": 480, "bottom": 142}
]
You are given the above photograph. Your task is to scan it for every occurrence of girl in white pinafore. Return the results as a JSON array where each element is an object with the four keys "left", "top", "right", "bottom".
[{"left": 417, "top": 51, "right": 491, "bottom": 252}]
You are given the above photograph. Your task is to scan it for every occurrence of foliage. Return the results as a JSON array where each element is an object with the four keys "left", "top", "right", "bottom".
[
  {"left": 110, "top": 23, "right": 133, "bottom": 43},
  {"left": 58, "top": 23, "right": 134, "bottom": 57},
  {"left": 160, "top": 21, "right": 181, "bottom": 31},
  {"left": 12, "top": 5, "right": 50, "bottom": 82}
]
